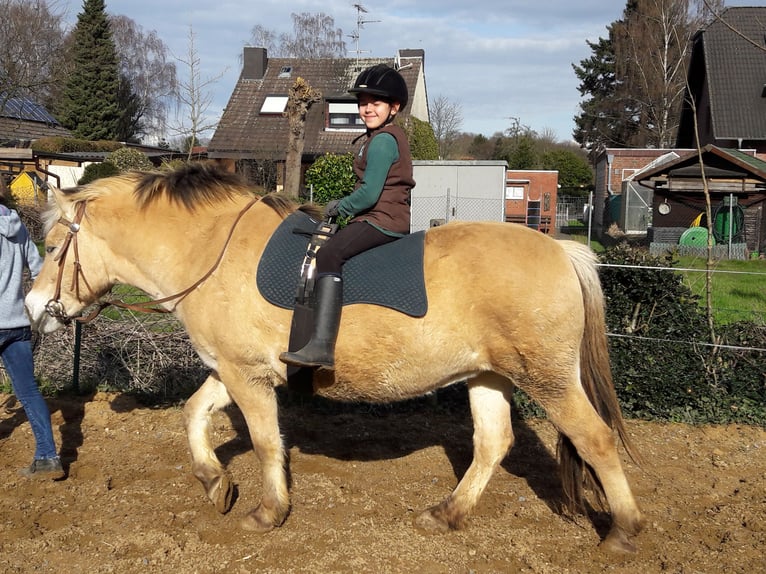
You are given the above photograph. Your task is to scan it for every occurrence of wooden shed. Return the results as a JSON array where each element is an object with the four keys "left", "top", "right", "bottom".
[{"left": 637, "top": 146, "right": 766, "bottom": 258}]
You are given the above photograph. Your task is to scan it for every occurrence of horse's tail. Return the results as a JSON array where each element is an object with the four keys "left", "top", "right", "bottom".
[{"left": 556, "top": 240, "right": 641, "bottom": 511}]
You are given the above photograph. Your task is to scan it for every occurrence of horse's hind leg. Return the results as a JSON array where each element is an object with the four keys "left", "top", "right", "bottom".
[
  {"left": 415, "top": 373, "right": 513, "bottom": 532},
  {"left": 184, "top": 373, "right": 235, "bottom": 514},
  {"left": 542, "top": 384, "right": 645, "bottom": 553}
]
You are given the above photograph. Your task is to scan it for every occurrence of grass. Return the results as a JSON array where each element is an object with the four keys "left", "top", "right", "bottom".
[{"left": 676, "top": 255, "right": 766, "bottom": 324}]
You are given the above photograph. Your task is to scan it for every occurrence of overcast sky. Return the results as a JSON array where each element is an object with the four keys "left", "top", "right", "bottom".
[{"left": 62, "top": 0, "right": 762, "bottom": 143}]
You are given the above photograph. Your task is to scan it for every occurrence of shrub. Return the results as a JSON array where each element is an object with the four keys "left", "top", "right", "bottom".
[
  {"left": 107, "top": 147, "right": 154, "bottom": 172},
  {"left": 78, "top": 162, "right": 120, "bottom": 185},
  {"left": 405, "top": 116, "right": 439, "bottom": 160},
  {"left": 600, "top": 242, "right": 766, "bottom": 424},
  {"left": 305, "top": 153, "right": 355, "bottom": 204},
  {"left": 32, "top": 137, "right": 122, "bottom": 153}
]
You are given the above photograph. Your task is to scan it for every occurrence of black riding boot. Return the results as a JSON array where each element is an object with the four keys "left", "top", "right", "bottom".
[{"left": 280, "top": 274, "right": 343, "bottom": 369}]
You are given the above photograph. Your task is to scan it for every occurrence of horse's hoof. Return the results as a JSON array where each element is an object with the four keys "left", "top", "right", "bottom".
[
  {"left": 413, "top": 508, "right": 451, "bottom": 533},
  {"left": 240, "top": 509, "right": 276, "bottom": 533},
  {"left": 210, "top": 474, "right": 235, "bottom": 514},
  {"left": 600, "top": 527, "right": 638, "bottom": 554}
]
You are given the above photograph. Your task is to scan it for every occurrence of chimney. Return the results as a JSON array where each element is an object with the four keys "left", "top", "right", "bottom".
[{"left": 243, "top": 47, "right": 267, "bottom": 80}]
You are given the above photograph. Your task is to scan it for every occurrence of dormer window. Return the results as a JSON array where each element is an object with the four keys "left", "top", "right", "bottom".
[
  {"left": 260, "top": 95, "right": 288, "bottom": 114},
  {"left": 278, "top": 66, "right": 292, "bottom": 78},
  {"left": 326, "top": 100, "right": 364, "bottom": 131}
]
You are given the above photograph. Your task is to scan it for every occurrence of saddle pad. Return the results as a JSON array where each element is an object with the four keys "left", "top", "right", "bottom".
[{"left": 256, "top": 210, "right": 428, "bottom": 317}]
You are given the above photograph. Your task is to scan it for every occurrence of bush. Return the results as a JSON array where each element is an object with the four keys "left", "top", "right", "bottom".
[
  {"left": 405, "top": 116, "right": 439, "bottom": 160},
  {"left": 78, "top": 162, "right": 120, "bottom": 185},
  {"left": 32, "top": 137, "right": 122, "bottom": 153},
  {"left": 107, "top": 147, "right": 154, "bottom": 172},
  {"left": 600, "top": 243, "right": 766, "bottom": 424},
  {"left": 305, "top": 153, "right": 355, "bottom": 204}
]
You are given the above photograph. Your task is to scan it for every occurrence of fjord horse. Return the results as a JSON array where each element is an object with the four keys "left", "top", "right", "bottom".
[{"left": 25, "top": 163, "right": 644, "bottom": 553}]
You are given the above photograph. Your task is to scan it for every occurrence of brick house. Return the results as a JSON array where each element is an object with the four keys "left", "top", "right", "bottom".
[
  {"left": 207, "top": 48, "right": 429, "bottom": 190},
  {"left": 505, "top": 170, "right": 558, "bottom": 233}
]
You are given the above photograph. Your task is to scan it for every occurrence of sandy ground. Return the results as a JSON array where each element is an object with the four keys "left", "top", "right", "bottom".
[{"left": 0, "top": 391, "right": 764, "bottom": 573}]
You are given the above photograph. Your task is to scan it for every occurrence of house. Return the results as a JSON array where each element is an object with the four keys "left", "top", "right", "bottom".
[
  {"left": 676, "top": 6, "right": 766, "bottom": 159},
  {"left": 208, "top": 47, "right": 429, "bottom": 189},
  {"left": 0, "top": 96, "right": 71, "bottom": 147},
  {"left": 636, "top": 145, "right": 766, "bottom": 258},
  {"left": 591, "top": 7, "right": 766, "bottom": 243},
  {"left": 592, "top": 148, "right": 695, "bottom": 238},
  {"left": 505, "top": 170, "right": 558, "bottom": 233}
]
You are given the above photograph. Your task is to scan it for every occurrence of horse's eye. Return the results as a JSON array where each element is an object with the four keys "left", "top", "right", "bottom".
[{"left": 46, "top": 246, "right": 57, "bottom": 254}]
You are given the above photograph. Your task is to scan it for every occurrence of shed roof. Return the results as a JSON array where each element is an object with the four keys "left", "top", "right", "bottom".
[{"left": 637, "top": 145, "right": 766, "bottom": 185}]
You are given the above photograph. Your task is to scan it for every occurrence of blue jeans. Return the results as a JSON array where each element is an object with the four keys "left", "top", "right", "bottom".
[{"left": 0, "top": 327, "right": 58, "bottom": 460}]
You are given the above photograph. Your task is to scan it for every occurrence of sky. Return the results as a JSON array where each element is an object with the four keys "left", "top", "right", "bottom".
[{"left": 61, "top": 0, "right": 762, "bottom": 143}]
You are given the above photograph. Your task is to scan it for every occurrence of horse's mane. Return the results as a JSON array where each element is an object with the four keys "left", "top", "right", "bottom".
[
  {"left": 44, "top": 162, "right": 322, "bottom": 232},
  {"left": 134, "top": 162, "right": 254, "bottom": 210}
]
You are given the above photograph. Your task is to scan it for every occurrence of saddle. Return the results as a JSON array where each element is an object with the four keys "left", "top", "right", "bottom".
[{"left": 256, "top": 210, "right": 428, "bottom": 317}]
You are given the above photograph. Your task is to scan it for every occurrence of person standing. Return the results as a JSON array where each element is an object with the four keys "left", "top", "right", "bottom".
[
  {"left": 280, "top": 64, "right": 415, "bottom": 370},
  {"left": 0, "top": 183, "right": 64, "bottom": 479}
]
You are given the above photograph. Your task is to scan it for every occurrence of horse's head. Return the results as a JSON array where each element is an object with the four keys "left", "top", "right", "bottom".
[{"left": 26, "top": 183, "right": 122, "bottom": 333}]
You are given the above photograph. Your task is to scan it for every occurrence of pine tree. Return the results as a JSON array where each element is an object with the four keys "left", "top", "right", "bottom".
[{"left": 57, "top": 0, "right": 121, "bottom": 140}]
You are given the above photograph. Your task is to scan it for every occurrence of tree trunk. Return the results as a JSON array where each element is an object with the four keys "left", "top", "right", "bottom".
[{"left": 283, "top": 77, "right": 321, "bottom": 200}]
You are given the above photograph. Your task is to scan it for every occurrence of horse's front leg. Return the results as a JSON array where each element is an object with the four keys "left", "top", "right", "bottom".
[
  {"left": 184, "top": 374, "right": 236, "bottom": 513},
  {"left": 415, "top": 373, "right": 514, "bottom": 531},
  {"left": 220, "top": 366, "right": 289, "bottom": 533}
]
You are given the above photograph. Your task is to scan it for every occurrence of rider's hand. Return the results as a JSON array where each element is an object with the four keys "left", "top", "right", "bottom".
[{"left": 325, "top": 200, "right": 341, "bottom": 218}]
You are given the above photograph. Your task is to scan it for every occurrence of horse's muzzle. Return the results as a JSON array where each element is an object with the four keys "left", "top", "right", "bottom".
[{"left": 44, "top": 299, "right": 72, "bottom": 324}]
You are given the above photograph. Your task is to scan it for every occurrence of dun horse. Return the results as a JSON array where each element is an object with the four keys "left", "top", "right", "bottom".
[{"left": 25, "top": 163, "right": 644, "bottom": 553}]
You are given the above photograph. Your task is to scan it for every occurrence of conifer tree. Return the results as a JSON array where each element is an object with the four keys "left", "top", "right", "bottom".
[{"left": 58, "top": 0, "right": 121, "bottom": 140}]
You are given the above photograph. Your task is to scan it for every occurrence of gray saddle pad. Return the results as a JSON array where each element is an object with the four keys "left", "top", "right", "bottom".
[{"left": 256, "top": 210, "right": 427, "bottom": 317}]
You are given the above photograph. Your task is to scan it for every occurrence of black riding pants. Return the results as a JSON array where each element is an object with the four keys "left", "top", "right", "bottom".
[{"left": 316, "top": 221, "right": 399, "bottom": 276}]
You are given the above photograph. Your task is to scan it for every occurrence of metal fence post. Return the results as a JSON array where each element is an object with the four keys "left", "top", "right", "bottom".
[{"left": 72, "top": 321, "right": 81, "bottom": 391}]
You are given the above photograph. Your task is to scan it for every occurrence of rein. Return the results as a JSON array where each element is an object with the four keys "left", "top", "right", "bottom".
[{"left": 46, "top": 196, "right": 260, "bottom": 324}]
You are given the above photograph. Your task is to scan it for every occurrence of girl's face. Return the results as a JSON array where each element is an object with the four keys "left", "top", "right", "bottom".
[{"left": 357, "top": 93, "right": 400, "bottom": 130}]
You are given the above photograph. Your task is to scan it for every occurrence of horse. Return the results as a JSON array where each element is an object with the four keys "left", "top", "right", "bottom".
[{"left": 25, "top": 163, "right": 644, "bottom": 553}]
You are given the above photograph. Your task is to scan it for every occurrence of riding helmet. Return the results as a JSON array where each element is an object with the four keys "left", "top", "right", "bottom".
[{"left": 349, "top": 64, "right": 409, "bottom": 110}]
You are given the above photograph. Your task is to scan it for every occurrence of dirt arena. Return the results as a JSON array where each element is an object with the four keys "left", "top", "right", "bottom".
[{"left": 0, "top": 391, "right": 764, "bottom": 573}]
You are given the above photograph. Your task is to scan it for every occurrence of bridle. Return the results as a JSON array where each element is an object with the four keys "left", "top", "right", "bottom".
[{"left": 45, "top": 196, "right": 260, "bottom": 324}]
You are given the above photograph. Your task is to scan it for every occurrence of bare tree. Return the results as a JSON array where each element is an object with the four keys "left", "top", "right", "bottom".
[
  {"left": 0, "top": 0, "right": 66, "bottom": 106},
  {"left": 612, "top": 0, "right": 725, "bottom": 148},
  {"left": 109, "top": 15, "right": 177, "bottom": 140},
  {"left": 429, "top": 95, "right": 463, "bottom": 159},
  {"left": 247, "top": 13, "right": 346, "bottom": 58},
  {"left": 283, "top": 77, "right": 321, "bottom": 199},
  {"left": 170, "top": 26, "right": 227, "bottom": 159}
]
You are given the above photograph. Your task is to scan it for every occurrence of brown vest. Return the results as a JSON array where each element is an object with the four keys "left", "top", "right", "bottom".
[{"left": 351, "top": 124, "right": 416, "bottom": 235}]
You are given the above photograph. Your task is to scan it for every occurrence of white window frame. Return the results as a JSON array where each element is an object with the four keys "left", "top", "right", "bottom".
[
  {"left": 326, "top": 101, "right": 365, "bottom": 131},
  {"left": 260, "top": 95, "right": 288, "bottom": 114}
]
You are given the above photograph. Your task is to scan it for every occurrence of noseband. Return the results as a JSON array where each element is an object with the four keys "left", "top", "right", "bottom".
[
  {"left": 45, "top": 201, "right": 92, "bottom": 324},
  {"left": 44, "top": 197, "right": 260, "bottom": 324}
]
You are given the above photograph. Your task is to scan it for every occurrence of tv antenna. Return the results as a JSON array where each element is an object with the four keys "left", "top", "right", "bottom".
[{"left": 349, "top": 4, "right": 380, "bottom": 69}]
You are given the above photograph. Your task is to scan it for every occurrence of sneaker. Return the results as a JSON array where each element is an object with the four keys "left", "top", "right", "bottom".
[{"left": 18, "top": 457, "right": 65, "bottom": 480}]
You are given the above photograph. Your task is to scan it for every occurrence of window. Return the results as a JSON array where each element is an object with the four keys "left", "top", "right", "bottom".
[
  {"left": 278, "top": 66, "right": 292, "bottom": 78},
  {"left": 505, "top": 185, "right": 525, "bottom": 200},
  {"left": 260, "top": 96, "right": 288, "bottom": 114},
  {"left": 326, "top": 101, "right": 364, "bottom": 131}
]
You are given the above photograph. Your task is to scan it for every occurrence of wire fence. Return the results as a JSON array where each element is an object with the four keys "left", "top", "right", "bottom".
[{"left": 0, "top": 261, "right": 761, "bottom": 403}]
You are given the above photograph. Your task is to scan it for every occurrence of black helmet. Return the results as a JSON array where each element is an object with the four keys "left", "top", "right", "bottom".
[{"left": 349, "top": 64, "right": 409, "bottom": 110}]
